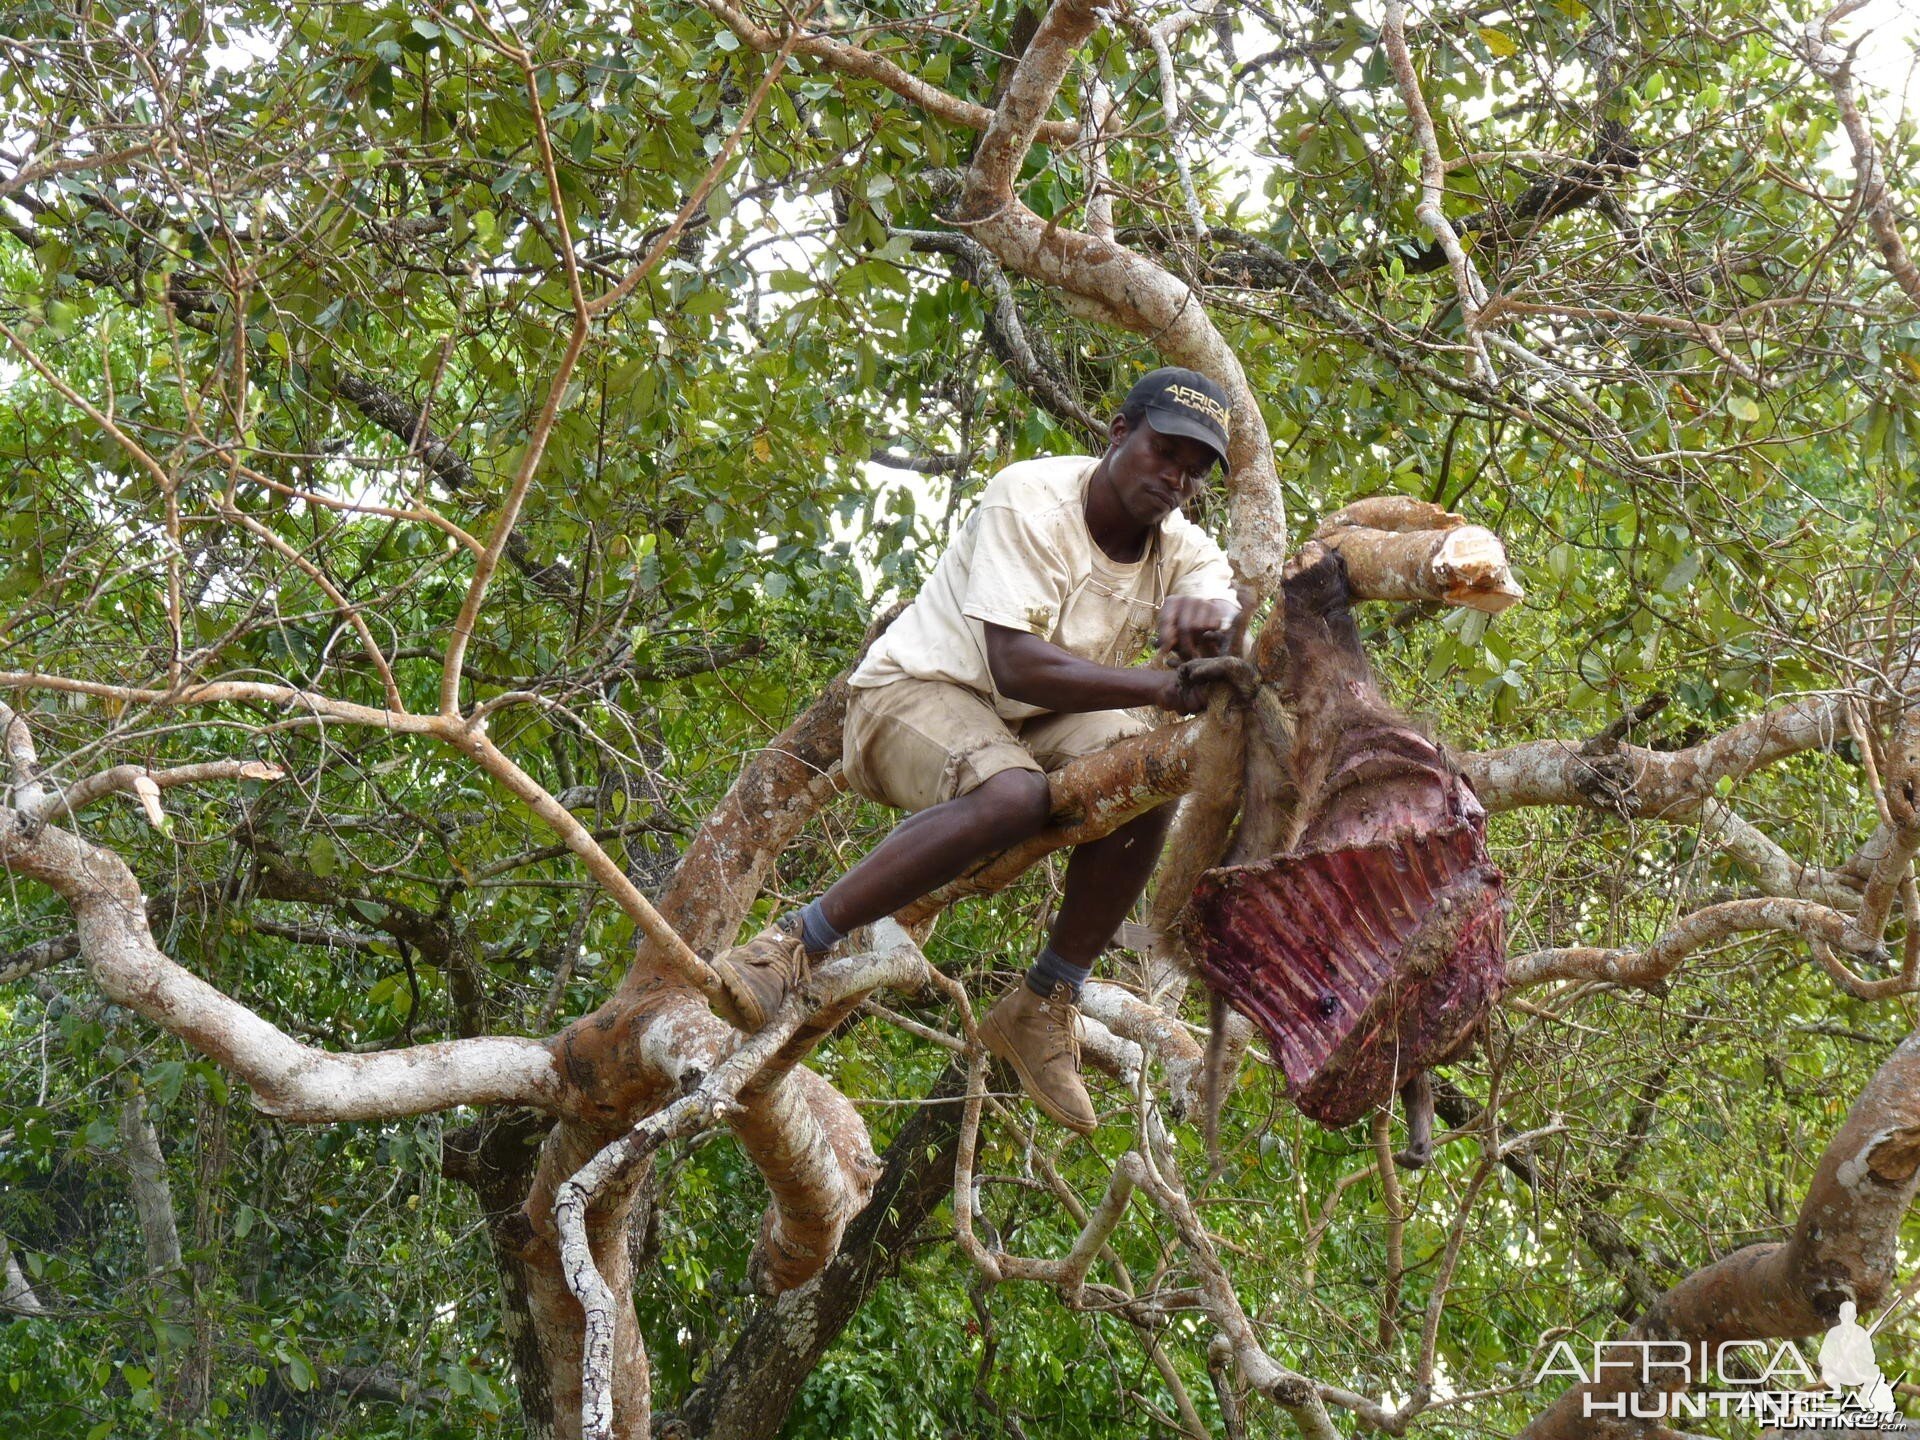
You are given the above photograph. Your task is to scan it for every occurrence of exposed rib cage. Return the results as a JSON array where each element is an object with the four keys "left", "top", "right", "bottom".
[{"left": 1186, "top": 818, "right": 1506, "bottom": 1127}]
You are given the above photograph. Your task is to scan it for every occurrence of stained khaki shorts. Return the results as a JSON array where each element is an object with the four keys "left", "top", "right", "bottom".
[{"left": 843, "top": 678, "right": 1149, "bottom": 813}]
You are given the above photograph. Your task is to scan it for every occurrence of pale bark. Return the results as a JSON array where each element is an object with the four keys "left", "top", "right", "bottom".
[
  {"left": 664, "top": 1061, "right": 971, "bottom": 1440},
  {"left": 521, "top": 1120, "right": 652, "bottom": 1440},
  {"left": 1080, "top": 981, "right": 1205, "bottom": 1116},
  {"left": 1, "top": 699, "right": 46, "bottom": 812},
  {"left": 1314, "top": 498, "right": 1523, "bottom": 613},
  {"left": 554, "top": 926, "right": 928, "bottom": 1440},
  {"left": 1, "top": 1240, "right": 46, "bottom": 1315},
  {"left": 27, "top": 759, "right": 284, "bottom": 824},
  {"left": 1698, "top": 798, "right": 1865, "bottom": 911},
  {"left": 1382, "top": 0, "right": 1494, "bottom": 379},
  {"left": 1506, "top": 896, "right": 1875, "bottom": 991},
  {"left": 2, "top": 812, "right": 566, "bottom": 1121},
  {"left": 118, "top": 1090, "right": 184, "bottom": 1282},
  {"left": 1800, "top": 2, "right": 1920, "bottom": 309},
  {"left": 1463, "top": 695, "right": 1848, "bottom": 819}
]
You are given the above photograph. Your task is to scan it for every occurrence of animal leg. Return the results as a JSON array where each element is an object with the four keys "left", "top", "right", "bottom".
[{"left": 1394, "top": 1071, "right": 1434, "bottom": 1169}]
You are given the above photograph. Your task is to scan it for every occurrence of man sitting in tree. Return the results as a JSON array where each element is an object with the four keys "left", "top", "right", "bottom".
[{"left": 711, "top": 368, "right": 1242, "bottom": 1135}]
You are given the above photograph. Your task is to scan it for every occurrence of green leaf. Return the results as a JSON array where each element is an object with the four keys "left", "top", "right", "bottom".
[
  {"left": 286, "top": 1351, "right": 317, "bottom": 1393},
  {"left": 307, "top": 835, "right": 338, "bottom": 879},
  {"left": 146, "top": 1060, "right": 187, "bottom": 1104},
  {"left": 1659, "top": 551, "right": 1702, "bottom": 592}
]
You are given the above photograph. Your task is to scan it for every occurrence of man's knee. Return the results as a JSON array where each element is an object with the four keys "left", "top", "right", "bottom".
[
  {"left": 1125, "top": 803, "right": 1176, "bottom": 843},
  {"left": 966, "top": 768, "right": 1053, "bottom": 847}
]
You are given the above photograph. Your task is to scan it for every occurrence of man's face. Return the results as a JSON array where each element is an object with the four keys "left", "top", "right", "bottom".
[{"left": 1105, "top": 414, "right": 1219, "bottom": 526}]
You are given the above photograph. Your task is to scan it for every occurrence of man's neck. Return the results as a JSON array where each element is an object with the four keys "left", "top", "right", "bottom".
[{"left": 1083, "top": 455, "right": 1152, "bottom": 563}]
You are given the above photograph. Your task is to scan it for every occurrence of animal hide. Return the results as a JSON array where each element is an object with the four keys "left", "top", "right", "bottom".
[{"left": 1182, "top": 543, "right": 1506, "bottom": 1130}]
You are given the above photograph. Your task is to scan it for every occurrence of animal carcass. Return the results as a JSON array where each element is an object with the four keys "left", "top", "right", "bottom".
[{"left": 1182, "top": 542, "right": 1506, "bottom": 1150}]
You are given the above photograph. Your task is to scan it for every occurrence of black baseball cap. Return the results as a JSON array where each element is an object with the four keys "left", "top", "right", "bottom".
[{"left": 1123, "top": 366, "right": 1232, "bottom": 469}]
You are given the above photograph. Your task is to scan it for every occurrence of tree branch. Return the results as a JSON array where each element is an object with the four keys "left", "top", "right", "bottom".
[
  {"left": 1465, "top": 696, "right": 1848, "bottom": 818},
  {"left": 27, "top": 759, "right": 284, "bottom": 824},
  {"left": 0, "top": 933, "right": 79, "bottom": 985},
  {"left": 2, "top": 811, "right": 566, "bottom": 1122},
  {"left": 693, "top": 0, "right": 1080, "bottom": 149},
  {"left": 903, "top": 229, "right": 1103, "bottom": 443},
  {"left": 556, "top": 923, "right": 929, "bottom": 1440},
  {"left": 1800, "top": 3, "right": 1920, "bottom": 309},
  {"left": 1524, "top": 1026, "right": 1920, "bottom": 1437},
  {"left": 1506, "top": 896, "right": 1876, "bottom": 991}
]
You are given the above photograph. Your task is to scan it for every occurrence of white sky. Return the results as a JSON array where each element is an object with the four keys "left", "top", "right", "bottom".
[{"left": 1846, "top": 0, "right": 1920, "bottom": 120}]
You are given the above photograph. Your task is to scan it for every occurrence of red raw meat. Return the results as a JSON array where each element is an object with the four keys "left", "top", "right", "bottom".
[{"left": 1183, "top": 543, "right": 1507, "bottom": 1129}]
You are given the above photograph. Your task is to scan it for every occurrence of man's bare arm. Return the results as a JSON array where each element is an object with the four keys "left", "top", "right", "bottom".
[{"left": 985, "top": 624, "right": 1192, "bottom": 714}]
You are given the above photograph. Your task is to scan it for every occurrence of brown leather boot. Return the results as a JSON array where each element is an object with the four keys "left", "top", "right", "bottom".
[
  {"left": 979, "top": 981, "right": 1097, "bottom": 1136},
  {"left": 711, "top": 924, "right": 811, "bottom": 1031}
]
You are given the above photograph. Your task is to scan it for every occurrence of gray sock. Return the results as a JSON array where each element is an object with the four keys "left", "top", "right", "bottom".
[
  {"left": 1025, "top": 946, "right": 1092, "bottom": 1000},
  {"left": 794, "top": 898, "right": 846, "bottom": 956}
]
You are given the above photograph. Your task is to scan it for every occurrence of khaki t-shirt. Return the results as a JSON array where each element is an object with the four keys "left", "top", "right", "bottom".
[{"left": 850, "top": 455, "right": 1238, "bottom": 720}]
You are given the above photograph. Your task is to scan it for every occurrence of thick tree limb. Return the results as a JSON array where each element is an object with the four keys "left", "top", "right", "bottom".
[
  {"left": 1080, "top": 981, "right": 1205, "bottom": 1117},
  {"left": 662, "top": 1058, "right": 971, "bottom": 1440},
  {"left": 877, "top": 0, "right": 1284, "bottom": 592},
  {"left": 0, "top": 933, "right": 79, "bottom": 985},
  {"left": 555, "top": 925, "right": 927, "bottom": 1440},
  {"left": 1314, "top": 498, "right": 1523, "bottom": 613},
  {"left": 1, "top": 699, "right": 44, "bottom": 812},
  {"left": 1465, "top": 696, "right": 1847, "bottom": 819},
  {"left": 118, "top": 1090, "right": 184, "bottom": 1286},
  {"left": 2, "top": 810, "right": 566, "bottom": 1121},
  {"left": 1699, "top": 798, "right": 1865, "bottom": 911},
  {"left": 1506, "top": 896, "right": 1876, "bottom": 991}
]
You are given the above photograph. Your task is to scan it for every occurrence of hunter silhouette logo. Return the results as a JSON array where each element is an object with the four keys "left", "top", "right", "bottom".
[
  {"left": 1819, "top": 1301, "right": 1900, "bottom": 1418},
  {"left": 1535, "top": 1292, "right": 1915, "bottom": 1430}
]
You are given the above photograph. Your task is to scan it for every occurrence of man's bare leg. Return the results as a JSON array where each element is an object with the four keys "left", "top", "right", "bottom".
[
  {"left": 1046, "top": 805, "right": 1176, "bottom": 967},
  {"left": 811, "top": 768, "right": 1053, "bottom": 936},
  {"left": 710, "top": 768, "right": 1053, "bottom": 1028}
]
